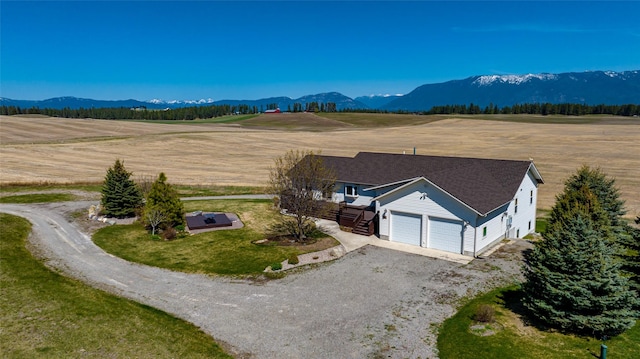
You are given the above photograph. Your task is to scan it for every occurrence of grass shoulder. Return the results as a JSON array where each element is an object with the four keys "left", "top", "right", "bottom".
[
  {"left": 0, "top": 182, "right": 102, "bottom": 194},
  {"left": 176, "top": 184, "right": 267, "bottom": 197},
  {"left": 437, "top": 285, "right": 639, "bottom": 359},
  {"left": 93, "top": 199, "right": 339, "bottom": 276},
  {"left": 0, "top": 213, "right": 231, "bottom": 358},
  {"left": 0, "top": 193, "right": 77, "bottom": 203}
]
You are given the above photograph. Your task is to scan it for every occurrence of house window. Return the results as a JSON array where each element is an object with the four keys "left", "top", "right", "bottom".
[
  {"left": 514, "top": 198, "right": 518, "bottom": 214},
  {"left": 345, "top": 185, "right": 357, "bottom": 197},
  {"left": 528, "top": 221, "right": 531, "bottom": 230},
  {"left": 530, "top": 190, "right": 534, "bottom": 204},
  {"left": 482, "top": 226, "right": 487, "bottom": 237},
  {"left": 517, "top": 229, "right": 520, "bottom": 237}
]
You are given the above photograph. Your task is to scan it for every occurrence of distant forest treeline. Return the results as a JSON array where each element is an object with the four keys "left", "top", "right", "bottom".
[
  {"left": 347, "top": 103, "right": 640, "bottom": 116},
  {"left": 1, "top": 102, "right": 638, "bottom": 120}
]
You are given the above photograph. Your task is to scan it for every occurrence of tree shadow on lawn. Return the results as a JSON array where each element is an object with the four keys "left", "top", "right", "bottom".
[{"left": 498, "top": 276, "right": 609, "bottom": 345}]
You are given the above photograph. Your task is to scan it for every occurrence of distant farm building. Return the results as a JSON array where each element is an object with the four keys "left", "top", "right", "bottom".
[{"left": 264, "top": 108, "right": 281, "bottom": 114}]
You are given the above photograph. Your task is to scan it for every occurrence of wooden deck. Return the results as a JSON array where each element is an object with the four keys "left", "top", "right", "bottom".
[{"left": 315, "top": 201, "right": 377, "bottom": 236}]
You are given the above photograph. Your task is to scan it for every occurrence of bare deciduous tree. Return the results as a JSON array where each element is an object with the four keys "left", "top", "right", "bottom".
[
  {"left": 268, "top": 150, "right": 336, "bottom": 241},
  {"left": 145, "top": 206, "right": 167, "bottom": 236},
  {"left": 135, "top": 174, "right": 155, "bottom": 199}
]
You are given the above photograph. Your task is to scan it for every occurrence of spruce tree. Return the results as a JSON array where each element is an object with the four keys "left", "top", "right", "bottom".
[
  {"left": 563, "top": 165, "right": 626, "bottom": 230},
  {"left": 101, "top": 159, "right": 142, "bottom": 218},
  {"left": 522, "top": 184, "right": 639, "bottom": 337},
  {"left": 144, "top": 172, "right": 184, "bottom": 229},
  {"left": 625, "top": 217, "right": 640, "bottom": 295},
  {"left": 563, "top": 166, "right": 639, "bottom": 302}
]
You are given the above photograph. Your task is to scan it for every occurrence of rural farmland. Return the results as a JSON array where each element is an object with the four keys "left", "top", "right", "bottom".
[{"left": 1, "top": 113, "right": 639, "bottom": 217}]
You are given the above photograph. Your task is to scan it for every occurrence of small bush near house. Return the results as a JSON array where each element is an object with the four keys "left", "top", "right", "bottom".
[
  {"left": 288, "top": 254, "right": 299, "bottom": 265},
  {"left": 163, "top": 227, "right": 177, "bottom": 241},
  {"left": 473, "top": 304, "right": 495, "bottom": 323},
  {"left": 271, "top": 262, "right": 282, "bottom": 271}
]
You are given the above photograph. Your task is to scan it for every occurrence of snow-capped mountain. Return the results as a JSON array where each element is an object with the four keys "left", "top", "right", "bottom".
[
  {"left": 472, "top": 73, "right": 558, "bottom": 86},
  {"left": 382, "top": 70, "right": 640, "bottom": 111},
  {"left": 148, "top": 98, "right": 215, "bottom": 105}
]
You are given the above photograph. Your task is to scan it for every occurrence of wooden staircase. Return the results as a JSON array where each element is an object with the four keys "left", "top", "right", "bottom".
[
  {"left": 314, "top": 201, "right": 377, "bottom": 237},
  {"left": 352, "top": 219, "right": 373, "bottom": 236}
]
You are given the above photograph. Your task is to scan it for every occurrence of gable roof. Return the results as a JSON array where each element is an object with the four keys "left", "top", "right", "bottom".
[{"left": 318, "top": 152, "right": 543, "bottom": 216}]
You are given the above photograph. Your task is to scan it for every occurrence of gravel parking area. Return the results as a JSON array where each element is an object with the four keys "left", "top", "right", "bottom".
[{"left": 1, "top": 201, "right": 531, "bottom": 359}]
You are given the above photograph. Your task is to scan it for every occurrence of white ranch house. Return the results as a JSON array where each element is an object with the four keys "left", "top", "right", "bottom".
[{"left": 313, "top": 152, "right": 544, "bottom": 257}]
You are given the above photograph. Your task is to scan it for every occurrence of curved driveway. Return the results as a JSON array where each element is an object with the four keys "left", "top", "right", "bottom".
[{"left": 1, "top": 202, "right": 527, "bottom": 359}]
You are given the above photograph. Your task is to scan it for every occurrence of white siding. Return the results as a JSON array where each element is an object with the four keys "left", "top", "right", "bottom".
[
  {"left": 332, "top": 182, "right": 375, "bottom": 205},
  {"left": 507, "top": 170, "right": 539, "bottom": 239},
  {"left": 378, "top": 180, "right": 476, "bottom": 244},
  {"left": 474, "top": 205, "right": 509, "bottom": 254}
]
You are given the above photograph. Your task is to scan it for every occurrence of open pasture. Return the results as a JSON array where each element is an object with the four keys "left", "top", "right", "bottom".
[{"left": 1, "top": 114, "right": 639, "bottom": 216}]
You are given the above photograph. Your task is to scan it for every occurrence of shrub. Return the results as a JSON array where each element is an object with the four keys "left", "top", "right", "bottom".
[
  {"left": 288, "top": 254, "right": 299, "bottom": 265},
  {"left": 162, "top": 227, "right": 177, "bottom": 241},
  {"left": 175, "top": 224, "right": 185, "bottom": 232},
  {"left": 271, "top": 262, "right": 282, "bottom": 271},
  {"left": 150, "top": 234, "right": 161, "bottom": 241},
  {"left": 473, "top": 304, "right": 495, "bottom": 323}
]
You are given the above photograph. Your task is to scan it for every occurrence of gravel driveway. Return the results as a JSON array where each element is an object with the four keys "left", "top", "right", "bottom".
[{"left": 1, "top": 202, "right": 531, "bottom": 359}]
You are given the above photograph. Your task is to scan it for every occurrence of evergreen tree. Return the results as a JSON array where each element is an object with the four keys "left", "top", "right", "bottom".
[
  {"left": 563, "top": 166, "right": 626, "bottom": 230},
  {"left": 144, "top": 172, "right": 184, "bottom": 229},
  {"left": 101, "top": 159, "right": 142, "bottom": 218},
  {"left": 522, "top": 184, "right": 639, "bottom": 337},
  {"left": 624, "top": 216, "right": 640, "bottom": 295},
  {"left": 562, "top": 166, "right": 639, "bottom": 291}
]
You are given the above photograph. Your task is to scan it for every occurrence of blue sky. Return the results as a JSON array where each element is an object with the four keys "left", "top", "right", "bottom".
[{"left": 2, "top": 1, "right": 639, "bottom": 101}]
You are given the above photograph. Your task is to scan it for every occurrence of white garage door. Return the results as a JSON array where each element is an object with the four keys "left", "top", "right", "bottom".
[
  {"left": 428, "top": 217, "right": 463, "bottom": 253},
  {"left": 390, "top": 211, "right": 422, "bottom": 246}
]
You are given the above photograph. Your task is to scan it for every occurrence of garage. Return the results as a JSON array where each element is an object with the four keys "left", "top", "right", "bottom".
[
  {"left": 428, "top": 217, "right": 463, "bottom": 253},
  {"left": 390, "top": 211, "right": 422, "bottom": 246}
]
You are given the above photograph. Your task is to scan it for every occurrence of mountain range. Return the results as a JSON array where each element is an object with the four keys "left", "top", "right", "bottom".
[{"left": 1, "top": 70, "right": 638, "bottom": 112}]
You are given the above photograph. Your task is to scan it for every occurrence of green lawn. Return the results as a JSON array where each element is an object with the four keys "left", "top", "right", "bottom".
[
  {"left": 93, "top": 199, "right": 339, "bottom": 276},
  {"left": 0, "top": 193, "right": 77, "bottom": 203},
  {"left": 0, "top": 182, "right": 265, "bottom": 198},
  {"left": 437, "top": 285, "right": 640, "bottom": 359},
  {"left": 175, "top": 184, "right": 268, "bottom": 197},
  {"left": 0, "top": 213, "right": 231, "bottom": 358},
  {"left": 0, "top": 182, "right": 102, "bottom": 193}
]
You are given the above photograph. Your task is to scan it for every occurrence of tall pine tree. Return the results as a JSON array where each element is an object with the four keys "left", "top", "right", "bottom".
[
  {"left": 522, "top": 183, "right": 638, "bottom": 337},
  {"left": 563, "top": 165, "right": 626, "bottom": 230},
  {"left": 563, "top": 166, "right": 639, "bottom": 302},
  {"left": 101, "top": 159, "right": 142, "bottom": 218},
  {"left": 144, "top": 172, "right": 184, "bottom": 229},
  {"left": 625, "top": 216, "right": 640, "bottom": 295}
]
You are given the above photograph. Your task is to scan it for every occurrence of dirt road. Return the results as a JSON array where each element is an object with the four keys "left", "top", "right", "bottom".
[{"left": 1, "top": 202, "right": 530, "bottom": 358}]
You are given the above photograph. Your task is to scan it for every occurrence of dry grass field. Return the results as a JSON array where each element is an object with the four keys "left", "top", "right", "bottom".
[{"left": 1, "top": 113, "right": 639, "bottom": 217}]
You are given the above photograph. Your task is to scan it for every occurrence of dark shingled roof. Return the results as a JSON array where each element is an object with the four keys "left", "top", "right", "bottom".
[{"left": 318, "top": 152, "right": 543, "bottom": 215}]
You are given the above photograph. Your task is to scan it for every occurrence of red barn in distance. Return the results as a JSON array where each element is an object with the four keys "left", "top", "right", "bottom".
[{"left": 264, "top": 108, "right": 281, "bottom": 113}]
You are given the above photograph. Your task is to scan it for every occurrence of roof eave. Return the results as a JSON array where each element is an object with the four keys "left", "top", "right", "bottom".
[
  {"left": 529, "top": 162, "right": 545, "bottom": 184},
  {"left": 363, "top": 178, "right": 418, "bottom": 191},
  {"left": 373, "top": 177, "right": 484, "bottom": 216}
]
